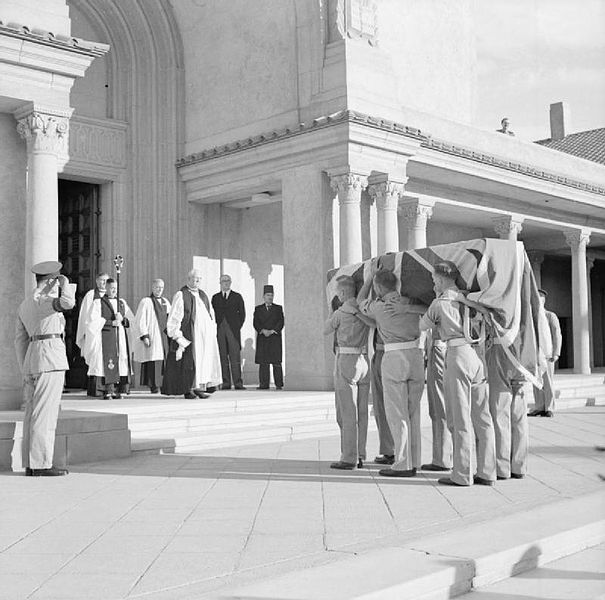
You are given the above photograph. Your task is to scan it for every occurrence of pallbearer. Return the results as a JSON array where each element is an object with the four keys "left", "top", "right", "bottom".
[
  {"left": 15, "top": 262, "right": 76, "bottom": 476},
  {"left": 324, "top": 275, "right": 370, "bottom": 470},
  {"left": 371, "top": 330, "right": 395, "bottom": 465},
  {"left": 419, "top": 261, "right": 496, "bottom": 487},
  {"left": 358, "top": 269, "right": 426, "bottom": 478},
  {"left": 134, "top": 279, "right": 171, "bottom": 393},
  {"left": 423, "top": 329, "right": 452, "bottom": 472}
]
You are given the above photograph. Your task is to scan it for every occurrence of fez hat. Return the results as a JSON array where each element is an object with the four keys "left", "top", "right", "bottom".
[
  {"left": 263, "top": 285, "right": 274, "bottom": 294},
  {"left": 538, "top": 288, "right": 548, "bottom": 297},
  {"left": 31, "top": 261, "right": 62, "bottom": 277}
]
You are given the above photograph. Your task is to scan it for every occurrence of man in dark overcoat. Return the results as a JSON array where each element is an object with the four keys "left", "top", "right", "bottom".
[
  {"left": 253, "top": 285, "right": 284, "bottom": 390},
  {"left": 211, "top": 274, "right": 246, "bottom": 390}
]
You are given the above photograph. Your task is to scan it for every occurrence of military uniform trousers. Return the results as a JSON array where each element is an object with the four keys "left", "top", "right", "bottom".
[
  {"left": 22, "top": 370, "right": 65, "bottom": 469},
  {"left": 381, "top": 347, "right": 424, "bottom": 471},
  {"left": 334, "top": 352, "right": 369, "bottom": 464},
  {"left": 445, "top": 344, "right": 496, "bottom": 485},
  {"left": 487, "top": 346, "right": 528, "bottom": 478},
  {"left": 371, "top": 349, "right": 394, "bottom": 456},
  {"left": 533, "top": 360, "right": 555, "bottom": 412},
  {"left": 427, "top": 341, "right": 452, "bottom": 468}
]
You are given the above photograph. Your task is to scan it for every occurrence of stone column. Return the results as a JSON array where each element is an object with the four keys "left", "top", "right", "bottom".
[
  {"left": 16, "top": 107, "right": 71, "bottom": 290},
  {"left": 330, "top": 172, "right": 368, "bottom": 265},
  {"left": 587, "top": 255, "right": 595, "bottom": 368},
  {"left": 527, "top": 250, "right": 545, "bottom": 289},
  {"left": 564, "top": 229, "right": 591, "bottom": 374},
  {"left": 368, "top": 180, "right": 405, "bottom": 254},
  {"left": 399, "top": 197, "right": 435, "bottom": 250},
  {"left": 493, "top": 214, "right": 524, "bottom": 241}
]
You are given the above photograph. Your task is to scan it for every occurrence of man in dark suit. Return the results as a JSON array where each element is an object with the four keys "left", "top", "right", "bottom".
[
  {"left": 211, "top": 274, "right": 246, "bottom": 390},
  {"left": 253, "top": 285, "right": 284, "bottom": 390}
]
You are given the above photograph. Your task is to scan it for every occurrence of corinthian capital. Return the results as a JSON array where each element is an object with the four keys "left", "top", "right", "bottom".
[
  {"left": 368, "top": 181, "right": 404, "bottom": 211},
  {"left": 564, "top": 228, "right": 591, "bottom": 250},
  {"left": 399, "top": 198, "right": 434, "bottom": 227},
  {"left": 329, "top": 172, "right": 368, "bottom": 204},
  {"left": 493, "top": 215, "right": 524, "bottom": 238},
  {"left": 16, "top": 110, "right": 70, "bottom": 155}
]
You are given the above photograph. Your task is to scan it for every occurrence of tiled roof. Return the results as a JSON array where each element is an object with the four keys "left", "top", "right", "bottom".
[{"left": 536, "top": 128, "right": 605, "bottom": 165}]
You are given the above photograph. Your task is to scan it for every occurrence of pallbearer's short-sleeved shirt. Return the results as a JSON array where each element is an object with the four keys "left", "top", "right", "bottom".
[
  {"left": 420, "top": 289, "right": 466, "bottom": 342},
  {"left": 359, "top": 291, "right": 421, "bottom": 344},
  {"left": 325, "top": 299, "right": 369, "bottom": 348}
]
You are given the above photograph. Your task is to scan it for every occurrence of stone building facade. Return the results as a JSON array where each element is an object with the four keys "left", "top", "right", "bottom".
[{"left": 0, "top": 0, "right": 604, "bottom": 407}]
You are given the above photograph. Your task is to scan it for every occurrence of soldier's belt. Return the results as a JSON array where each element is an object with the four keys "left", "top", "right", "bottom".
[
  {"left": 29, "top": 333, "right": 62, "bottom": 342},
  {"left": 446, "top": 338, "right": 473, "bottom": 348},
  {"left": 375, "top": 344, "right": 385, "bottom": 352},
  {"left": 384, "top": 340, "right": 420, "bottom": 352},
  {"left": 337, "top": 347, "right": 366, "bottom": 355}
]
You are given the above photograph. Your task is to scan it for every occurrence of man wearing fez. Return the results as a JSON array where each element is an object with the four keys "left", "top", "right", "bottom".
[
  {"left": 15, "top": 261, "right": 76, "bottom": 476},
  {"left": 253, "top": 285, "right": 284, "bottom": 390},
  {"left": 76, "top": 272, "right": 109, "bottom": 396},
  {"left": 211, "top": 274, "right": 246, "bottom": 390},
  {"left": 86, "top": 278, "right": 135, "bottom": 399},
  {"left": 529, "top": 289, "right": 562, "bottom": 418},
  {"left": 162, "top": 269, "right": 222, "bottom": 399},
  {"left": 134, "top": 279, "right": 171, "bottom": 393}
]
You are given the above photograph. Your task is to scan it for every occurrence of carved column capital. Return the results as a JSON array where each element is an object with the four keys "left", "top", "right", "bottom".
[
  {"left": 493, "top": 215, "right": 524, "bottom": 238},
  {"left": 329, "top": 172, "right": 368, "bottom": 203},
  {"left": 368, "top": 181, "right": 404, "bottom": 211},
  {"left": 564, "top": 228, "right": 591, "bottom": 250},
  {"left": 399, "top": 199, "right": 434, "bottom": 227},
  {"left": 16, "top": 111, "right": 70, "bottom": 155}
]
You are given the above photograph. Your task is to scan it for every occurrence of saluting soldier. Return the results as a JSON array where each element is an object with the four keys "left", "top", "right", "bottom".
[
  {"left": 133, "top": 278, "right": 171, "bottom": 393},
  {"left": 253, "top": 285, "right": 284, "bottom": 390},
  {"left": 15, "top": 261, "right": 76, "bottom": 476},
  {"left": 324, "top": 275, "right": 370, "bottom": 470},
  {"left": 419, "top": 261, "right": 496, "bottom": 487}
]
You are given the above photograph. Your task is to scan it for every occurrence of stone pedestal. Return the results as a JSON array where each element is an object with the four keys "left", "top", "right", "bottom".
[
  {"left": 399, "top": 197, "right": 434, "bottom": 250},
  {"left": 330, "top": 172, "right": 368, "bottom": 265},
  {"left": 493, "top": 215, "right": 524, "bottom": 241},
  {"left": 16, "top": 107, "right": 71, "bottom": 291},
  {"left": 368, "top": 180, "right": 404, "bottom": 254},
  {"left": 565, "top": 229, "right": 591, "bottom": 375}
]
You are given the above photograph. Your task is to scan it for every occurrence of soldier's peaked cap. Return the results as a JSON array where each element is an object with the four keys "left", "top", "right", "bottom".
[{"left": 31, "top": 261, "right": 62, "bottom": 276}]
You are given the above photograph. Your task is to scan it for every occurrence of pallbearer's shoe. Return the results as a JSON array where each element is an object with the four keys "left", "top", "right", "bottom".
[
  {"left": 497, "top": 475, "right": 509, "bottom": 481},
  {"left": 330, "top": 461, "right": 355, "bottom": 470},
  {"left": 511, "top": 473, "right": 525, "bottom": 479},
  {"left": 473, "top": 475, "right": 495, "bottom": 486},
  {"left": 543, "top": 410, "right": 554, "bottom": 417},
  {"left": 379, "top": 468, "right": 416, "bottom": 478},
  {"left": 438, "top": 477, "right": 467, "bottom": 487},
  {"left": 527, "top": 409, "right": 544, "bottom": 417},
  {"left": 374, "top": 455, "right": 395, "bottom": 465},
  {"left": 31, "top": 467, "right": 68, "bottom": 477},
  {"left": 357, "top": 459, "right": 364, "bottom": 469},
  {"left": 421, "top": 463, "right": 450, "bottom": 472}
]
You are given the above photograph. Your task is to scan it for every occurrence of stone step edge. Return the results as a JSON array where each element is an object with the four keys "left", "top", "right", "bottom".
[{"left": 217, "top": 491, "right": 605, "bottom": 600}]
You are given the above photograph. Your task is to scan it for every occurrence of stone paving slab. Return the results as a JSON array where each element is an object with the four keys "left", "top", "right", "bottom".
[{"left": 0, "top": 406, "right": 603, "bottom": 600}]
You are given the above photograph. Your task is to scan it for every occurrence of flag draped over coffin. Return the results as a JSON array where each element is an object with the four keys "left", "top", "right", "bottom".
[{"left": 326, "top": 238, "right": 551, "bottom": 387}]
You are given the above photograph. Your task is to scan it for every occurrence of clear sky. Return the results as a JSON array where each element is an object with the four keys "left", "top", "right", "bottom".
[{"left": 474, "top": 0, "right": 605, "bottom": 141}]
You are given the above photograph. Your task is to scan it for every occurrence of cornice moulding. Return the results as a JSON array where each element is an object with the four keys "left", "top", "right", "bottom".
[{"left": 177, "top": 110, "right": 605, "bottom": 198}]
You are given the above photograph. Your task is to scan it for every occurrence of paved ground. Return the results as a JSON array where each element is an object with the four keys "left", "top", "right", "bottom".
[
  {"left": 459, "top": 543, "right": 605, "bottom": 599},
  {"left": 1, "top": 406, "right": 604, "bottom": 600}
]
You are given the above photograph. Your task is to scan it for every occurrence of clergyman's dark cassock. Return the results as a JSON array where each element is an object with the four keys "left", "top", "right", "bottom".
[
  {"left": 253, "top": 301, "right": 284, "bottom": 389},
  {"left": 140, "top": 294, "right": 170, "bottom": 390},
  {"left": 100, "top": 295, "right": 131, "bottom": 392},
  {"left": 162, "top": 286, "right": 211, "bottom": 396},
  {"left": 211, "top": 289, "right": 245, "bottom": 388}
]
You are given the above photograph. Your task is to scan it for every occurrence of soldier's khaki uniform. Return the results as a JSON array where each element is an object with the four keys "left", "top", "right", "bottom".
[
  {"left": 486, "top": 342, "right": 527, "bottom": 478},
  {"left": 325, "top": 299, "right": 370, "bottom": 464},
  {"left": 371, "top": 332, "right": 394, "bottom": 457},
  {"left": 420, "top": 289, "right": 496, "bottom": 485},
  {"left": 15, "top": 282, "right": 76, "bottom": 470},
  {"left": 360, "top": 292, "right": 424, "bottom": 472},
  {"left": 426, "top": 333, "right": 452, "bottom": 468}
]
